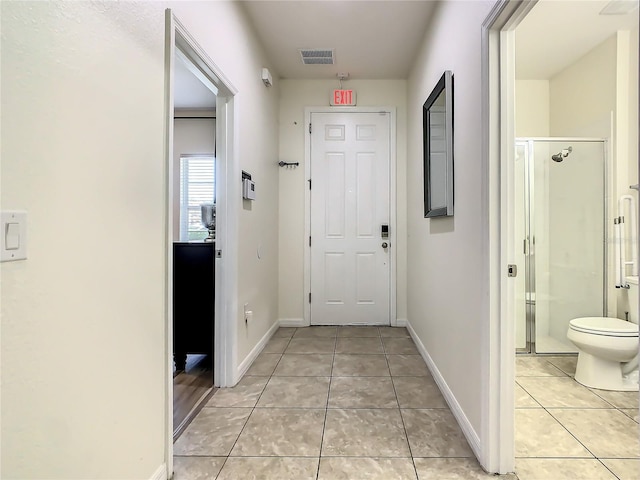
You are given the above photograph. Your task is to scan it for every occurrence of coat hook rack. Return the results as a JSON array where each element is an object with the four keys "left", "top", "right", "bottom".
[{"left": 278, "top": 161, "right": 299, "bottom": 169}]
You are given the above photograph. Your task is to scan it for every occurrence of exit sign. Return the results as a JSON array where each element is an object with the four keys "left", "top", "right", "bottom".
[{"left": 331, "top": 89, "right": 357, "bottom": 106}]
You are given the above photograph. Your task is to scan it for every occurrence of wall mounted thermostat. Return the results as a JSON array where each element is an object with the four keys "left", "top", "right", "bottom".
[{"left": 243, "top": 178, "right": 256, "bottom": 200}]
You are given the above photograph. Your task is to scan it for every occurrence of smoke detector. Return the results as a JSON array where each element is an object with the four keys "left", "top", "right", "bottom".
[{"left": 299, "top": 49, "right": 335, "bottom": 65}]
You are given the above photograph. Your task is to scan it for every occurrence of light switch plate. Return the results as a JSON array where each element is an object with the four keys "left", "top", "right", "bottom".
[{"left": 1, "top": 211, "right": 27, "bottom": 262}]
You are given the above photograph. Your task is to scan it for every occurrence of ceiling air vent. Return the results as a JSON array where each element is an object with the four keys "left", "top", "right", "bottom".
[{"left": 300, "top": 49, "right": 335, "bottom": 65}]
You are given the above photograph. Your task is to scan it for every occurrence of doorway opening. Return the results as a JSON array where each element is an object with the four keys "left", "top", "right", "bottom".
[
  {"left": 484, "top": 0, "right": 639, "bottom": 475},
  {"left": 171, "top": 54, "right": 218, "bottom": 438},
  {"left": 164, "top": 9, "right": 239, "bottom": 474}
]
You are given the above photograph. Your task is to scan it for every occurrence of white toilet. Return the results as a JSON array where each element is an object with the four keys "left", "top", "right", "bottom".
[{"left": 567, "top": 276, "right": 639, "bottom": 391}]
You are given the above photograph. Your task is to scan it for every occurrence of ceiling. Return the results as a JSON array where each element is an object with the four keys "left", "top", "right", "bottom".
[
  {"left": 241, "top": 1, "right": 437, "bottom": 79},
  {"left": 174, "top": 53, "right": 217, "bottom": 110},
  {"left": 174, "top": 0, "right": 638, "bottom": 99},
  {"left": 516, "top": 0, "right": 639, "bottom": 80}
]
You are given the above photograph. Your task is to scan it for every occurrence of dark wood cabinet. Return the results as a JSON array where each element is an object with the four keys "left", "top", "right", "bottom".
[{"left": 173, "top": 242, "right": 215, "bottom": 371}]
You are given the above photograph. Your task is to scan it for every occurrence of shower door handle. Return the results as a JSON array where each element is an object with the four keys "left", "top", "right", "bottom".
[{"left": 524, "top": 238, "right": 527, "bottom": 255}]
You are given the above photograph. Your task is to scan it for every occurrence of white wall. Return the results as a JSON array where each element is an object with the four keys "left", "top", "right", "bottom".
[
  {"left": 515, "top": 80, "right": 549, "bottom": 137},
  {"left": 172, "top": 115, "right": 216, "bottom": 240},
  {"left": 278, "top": 79, "right": 407, "bottom": 324},
  {"left": 550, "top": 35, "right": 616, "bottom": 139},
  {"left": 628, "top": 28, "right": 639, "bottom": 192},
  {"left": 406, "top": 0, "right": 496, "bottom": 454},
  {"left": 1, "top": 1, "right": 280, "bottom": 478},
  {"left": 1, "top": 2, "right": 166, "bottom": 478},
  {"left": 549, "top": 32, "right": 639, "bottom": 319}
]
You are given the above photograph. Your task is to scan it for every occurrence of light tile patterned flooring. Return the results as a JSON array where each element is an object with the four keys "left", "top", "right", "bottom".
[
  {"left": 516, "top": 355, "right": 639, "bottom": 480},
  {"left": 173, "top": 326, "right": 505, "bottom": 479},
  {"left": 172, "top": 327, "right": 640, "bottom": 479}
]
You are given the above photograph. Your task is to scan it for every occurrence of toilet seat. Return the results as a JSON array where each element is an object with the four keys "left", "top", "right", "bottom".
[{"left": 569, "top": 317, "right": 639, "bottom": 337}]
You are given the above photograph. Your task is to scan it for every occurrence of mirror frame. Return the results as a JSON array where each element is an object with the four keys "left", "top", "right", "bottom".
[{"left": 423, "top": 70, "right": 454, "bottom": 218}]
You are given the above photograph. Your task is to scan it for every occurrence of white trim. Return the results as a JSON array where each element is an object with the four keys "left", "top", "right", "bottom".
[
  {"left": 163, "top": 11, "right": 175, "bottom": 478},
  {"left": 303, "top": 107, "right": 398, "bottom": 327},
  {"left": 481, "top": 0, "right": 538, "bottom": 474},
  {"left": 395, "top": 318, "right": 408, "bottom": 327},
  {"left": 303, "top": 109, "right": 311, "bottom": 327},
  {"left": 149, "top": 464, "right": 167, "bottom": 480},
  {"left": 515, "top": 136, "right": 606, "bottom": 142},
  {"left": 236, "top": 321, "right": 280, "bottom": 381},
  {"left": 279, "top": 318, "right": 308, "bottom": 327},
  {"left": 215, "top": 94, "right": 239, "bottom": 389},
  {"left": 405, "top": 320, "right": 481, "bottom": 458},
  {"left": 388, "top": 109, "right": 398, "bottom": 328},
  {"left": 164, "top": 9, "right": 240, "bottom": 476}
]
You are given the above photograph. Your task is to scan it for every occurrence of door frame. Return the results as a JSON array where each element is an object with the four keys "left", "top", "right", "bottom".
[
  {"left": 303, "top": 107, "right": 397, "bottom": 327},
  {"left": 164, "top": 10, "right": 239, "bottom": 477},
  {"left": 481, "top": 0, "right": 537, "bottom": 473}
]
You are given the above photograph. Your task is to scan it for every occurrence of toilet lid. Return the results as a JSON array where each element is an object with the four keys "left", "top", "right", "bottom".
[{"left": 570, "top": 317, "right": 639, "bottom": 337}]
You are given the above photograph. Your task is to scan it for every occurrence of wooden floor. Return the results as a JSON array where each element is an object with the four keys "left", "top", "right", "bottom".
[{"left": 173, "top": 354, "right": 214, "bottom": 439}]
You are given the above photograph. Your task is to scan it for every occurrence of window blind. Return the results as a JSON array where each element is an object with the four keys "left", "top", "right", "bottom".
[{"left": 179, "top": 155, "right": 215, "bottom": 241}]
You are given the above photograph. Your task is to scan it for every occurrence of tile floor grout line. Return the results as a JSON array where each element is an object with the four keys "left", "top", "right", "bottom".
[
  {"left": 516, "top": 379, "right": 613, "bottom": 409},
  {"left": 383, "top": 338, "right": 420, "bottom": 480},
  {"left": 514, "top": 455, "right": 618, "bottom": 459},
  {"left": 521, "top": 372, "right": 622, "bottom": 409},
  {"left": 588, "top": 388, "right": 628, "bottom": 409},
  {"left": 316, "top": 332, "right": 337, "bottom": 479},
  {"left": 213, "top": 327, "right": 296, "bottom": 479},
  {"left": 541, "top": 401, "right": 604, "bottom": 463},
  {"left": 514, "top": 383, "right": 544, "bottom": 409},
  {"left": 518, "top": 357, "right": 640, "bottom": 465},
  {"left": 181, "top": 331, "right": 637, "bottom": 479},
  {"left": 595, "top": 458, "right": 623, "bottom": 480}
]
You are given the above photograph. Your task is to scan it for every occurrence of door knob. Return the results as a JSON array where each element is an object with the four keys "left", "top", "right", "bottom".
[{"left": 382, "top": 242, "right": 388, "bottom": 248}]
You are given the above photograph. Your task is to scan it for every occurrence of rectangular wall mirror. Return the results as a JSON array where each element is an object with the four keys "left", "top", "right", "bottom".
[{"left": 423, "top": 70, "right": 454, "bottom": 218}]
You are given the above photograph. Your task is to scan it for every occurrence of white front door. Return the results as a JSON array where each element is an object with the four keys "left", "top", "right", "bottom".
[{"left": 310, "top": 111, "right": 391, "bottom": 325}]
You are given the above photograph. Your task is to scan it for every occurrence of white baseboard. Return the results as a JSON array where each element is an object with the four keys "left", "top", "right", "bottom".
[
  {"left": 405, "top": 319, "right": 482, "bottom": 460},
  {"left": 279, "top": 317, "right": 308, "bottom": 327},
  {"left": 395, "top": 318, "right": 408, "bottom": 327},
  {"left": 235, "top": 321, "right": 280, "bottom": 382},
  {"left": 150, "top": 464, "right": 167, "bottom": 480}
]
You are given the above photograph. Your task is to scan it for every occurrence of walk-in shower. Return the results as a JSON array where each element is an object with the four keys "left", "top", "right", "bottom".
[{"left": 515, "top": 138, "right": 606, "bottom": 354}]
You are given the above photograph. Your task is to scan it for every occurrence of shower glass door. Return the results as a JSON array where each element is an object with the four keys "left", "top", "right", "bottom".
[
  {"left": 515, "top": 143, "right": 529, "bottom": 351},
  {"left": 517, "top": 139, "right": 606, "bottom": 354}
]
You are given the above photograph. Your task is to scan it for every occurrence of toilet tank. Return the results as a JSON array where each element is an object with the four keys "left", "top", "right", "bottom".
[{"left": 626, "top": 276, "right": 639, "bottom": 324}]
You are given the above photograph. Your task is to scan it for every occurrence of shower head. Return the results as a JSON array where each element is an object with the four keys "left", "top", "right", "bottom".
[{"left": 552, "top": 146, "right": 573, "bottom": 162}]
